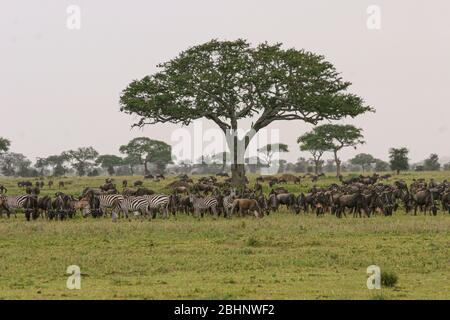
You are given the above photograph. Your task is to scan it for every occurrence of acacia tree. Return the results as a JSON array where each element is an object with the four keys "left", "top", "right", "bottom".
[
  {"left": 0, "top": 152, "right": 31, "bottom": 176},
  {"left": 119, "top": 137, "right": 172, "bottom": 174},
  {"left": 258, "top": 143, "right": 289, "bottom": 167},
  {"left": 297, "top": 132, "right": 331, "bottom": 174},
  {"left": 120, "top": 39, "right": 372, "bottom": 184},
  {"left": 350, "top": 153, "right": 375, "bottom": 172},
  {"left": 96, "top": 155, "right": 123, "bottom": 175},
  {"left": 0, "top": 137, "right": 10, "bottom": 153},
  {"left": 63, "top": 147, "right": 99, "bottom": 176},
  {"left": 389, "top": 147, "right": 409, "bottom": 174},
  {"left": 423, "top": 153, "right": 440, "bottom": 171},
  {"left": 308, "top": 124, "right": 365, "bottom": 177},
  {"left": 45, "top": 154, "right": 70, "bottom": 176}
]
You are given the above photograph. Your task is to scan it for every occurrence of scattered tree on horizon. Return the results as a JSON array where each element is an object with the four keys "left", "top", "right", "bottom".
[
  {"left": 297, "top": 131, "right": 331, "bottom": 174},
  {"left": 374, "top": 158, "right": 390, "bottom": 172},
  {"left": 423, "top": 153, "right": 440, "bottom": 171},
  {"left": 63, "top": 147, "right": 99, "bottom": 177},
  {"left": 119, "top": 137, "right": 172, "bottom": 174},
  {"left": 389, "top": 147, "right": 409, "bottom": 174},
  {"left": 96, "top": 155, "right": 124, "bottom": 176},
  {"left": 0, "top": 137, "right": 10, "bottom": 153},
  {"left": 349, "top": 153, "right": 375, "bottom": 173},
  {"left": 301, "top": 124, "right": 365, "bottom": 177},
  {"left": 119, "top": 39, "right": 372, "bottom": 185},
  {"left": 258, "top": 143, "right": 289, "bottom": 168}
]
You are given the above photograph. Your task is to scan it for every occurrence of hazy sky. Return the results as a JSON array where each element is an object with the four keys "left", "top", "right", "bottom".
[{"left": 1, "top": 0, "right": 449, "bottom": 164}]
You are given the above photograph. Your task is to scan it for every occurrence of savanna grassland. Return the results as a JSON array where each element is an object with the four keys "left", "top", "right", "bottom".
[{"left": 0, "top": 171, "right": 449, "bottom": 300}]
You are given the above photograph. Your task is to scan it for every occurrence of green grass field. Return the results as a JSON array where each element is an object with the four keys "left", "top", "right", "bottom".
[{"left": 0, "top": 171, "right": 449, "bottom": 300}]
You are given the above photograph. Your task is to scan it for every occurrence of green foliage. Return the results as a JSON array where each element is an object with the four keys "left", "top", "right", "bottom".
[
  {"left": 374, "top": 159, "right": 390, "bottom": 172},
  {"left": 423, "top": 153, "right": 440, "bottom": 171},
  {"left": 96, "top": 155, "right": 123, "bottom": 175},
  {"left": 63, "top": 147, "right": 99, "bottom": 176},
  {"left": 350, "top": 153, "right": 375, "bottom": 172},
  {"left": 120, "top": 39, "right": 372, "bottom": 179},
  {"left": 389, "top": 147, "right": 409, "bottom": 174},
  {"left": 298, "top": 131, "right": 332, "bottom": 173},
  {"left": 381, "top": 271, "right": 398, "bottom": 288},
  {"left": 300, "top": 124, "right": 364, "bottom": 176},
  {"left": 119, "top": 137, "right": 172, "bottom": 174},
  {"left": 0, "top": 137, "right": 11, "bottom": 153},
  {"left": 0, "top": 152, "right": 32, "bottom": 177}
]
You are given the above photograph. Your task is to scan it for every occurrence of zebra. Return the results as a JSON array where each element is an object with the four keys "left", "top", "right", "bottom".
[
  {"left": 189, "top": 194, "right": 218, "bottom": 218},
  {"left": 111, "top": 196, "right": 150, "bottom": 220},
  {"left": 0, "top": 194, "right": 37, "bottom": 219},
  {"left": 143, "top": 194, "right": 170, "bottom": 219},
  {"left": 222, "top": 189, "right": 237, "bottom": 218},
  {"left": 83, "top": 189, "right": 124, "bottom": 217}
]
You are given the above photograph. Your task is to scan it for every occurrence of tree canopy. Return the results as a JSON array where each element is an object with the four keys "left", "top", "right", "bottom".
[
  {"left": 423, "top": 153, "right": 440, "bottom": 171},
  {"left": 63, "top": 147, "right": 99, "bottom": 176},
  {"left": 350, "top": 153, "right": 375, "bottom": 172},
  {"left": 119, "top": 137, "right": 172, "bottom": 174},
  {"left": 96, "top": 155, "right": 123, "bottom": 175},
  {"left": 120, "top": 39, "right": 372, "bottom": 183},
  {"left": 299, "top": 124, "right": 364, "bottom": 176},
  {"left": 297, "top": 131, "right": 331, "bottom": 174},
  {"left": 0, "top": 137, "right": 11, "bottom": 153},
  {"left": 389, "top": 147, "right": 409, "bottom": 174}
]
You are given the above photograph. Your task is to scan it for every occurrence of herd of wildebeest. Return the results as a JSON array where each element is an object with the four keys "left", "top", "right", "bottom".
[{"left": 0, "top": 172, "right": 449, "bottom": 221}]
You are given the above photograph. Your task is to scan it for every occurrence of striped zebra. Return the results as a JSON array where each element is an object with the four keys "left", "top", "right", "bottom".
[
  {"left": 222, "top": 189, "right": 237, "bottom": 218},
  {"left": 111, "top": 196, "right": 149, "bottom": 220},
  {"left": 189, "top": 194, "right": 218, "bottom": 218},
  {"left": 143, "top": 194, "right": 170, "bottom": 219},
  {"left": 84, "top": 190, "right": 124, "bottom": 217},
  {"left": 0, "top": 195, "right": 35, "bottom": 219}
]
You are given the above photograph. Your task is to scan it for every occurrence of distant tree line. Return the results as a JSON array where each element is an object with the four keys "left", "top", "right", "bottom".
[{"left": 0, "top": 135, "right": 447, "bottom": 177}]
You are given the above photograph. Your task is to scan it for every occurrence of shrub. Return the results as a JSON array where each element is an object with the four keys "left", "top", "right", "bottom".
[{"left": 381, "top": 271, "right": 398, "bottom": 288}]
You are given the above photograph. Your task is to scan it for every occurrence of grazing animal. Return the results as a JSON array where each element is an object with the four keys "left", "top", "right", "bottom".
[
  {"left": 189, "top": 194, "right": 219, "bottom": 218},
  {"left": 143, "top": 194, "right": 171, "bottom": 219},
  {"left": 231, "top": 199, "right": 263, "bottom": 218},
  {"left": 1, "top": 195, "right": 38, "bottom": 220},
  {"left": 111, "top": 196, "right": 150, "bottom": 220}
]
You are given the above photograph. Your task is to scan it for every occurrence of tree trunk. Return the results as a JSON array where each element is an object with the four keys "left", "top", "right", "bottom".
[
  {"left": 226, "top": 130, "right": 247, "bottom": 188},
  {"left": 334, "top": 150, "right": 341, "bottom": 177},
  {"left": 314, "top": 159, "right": 319, "bottom": 175},
  {"left": 144, "top": 161, "right": 149, "bottom": 175}
]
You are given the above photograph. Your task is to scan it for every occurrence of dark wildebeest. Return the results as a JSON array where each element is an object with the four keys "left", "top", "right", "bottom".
[
  {"left": 134, "top": 180, "right": 143, "bottom": 187},
  {"left": 48, "top": 180, "right": 54, "bottom": 189},
  {"left": 58, "top": 181, "right": 65, "bottom": 189},
  {"left": 412, "top": 189, "right": 438, "bottom": 216},
  {"left": 122, "top": 180, "right": 128, "bottom": 188},
  {"left": 336, "top": 192, "right": 370, "bottom": 218}
]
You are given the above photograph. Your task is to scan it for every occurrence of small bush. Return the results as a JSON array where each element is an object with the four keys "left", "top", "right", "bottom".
[
  {"left": 381, "top": 271, "right": 398, "bottom": 288},
  {"left": 246, "top": 237, "right": 259, "bottom": 247}
]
